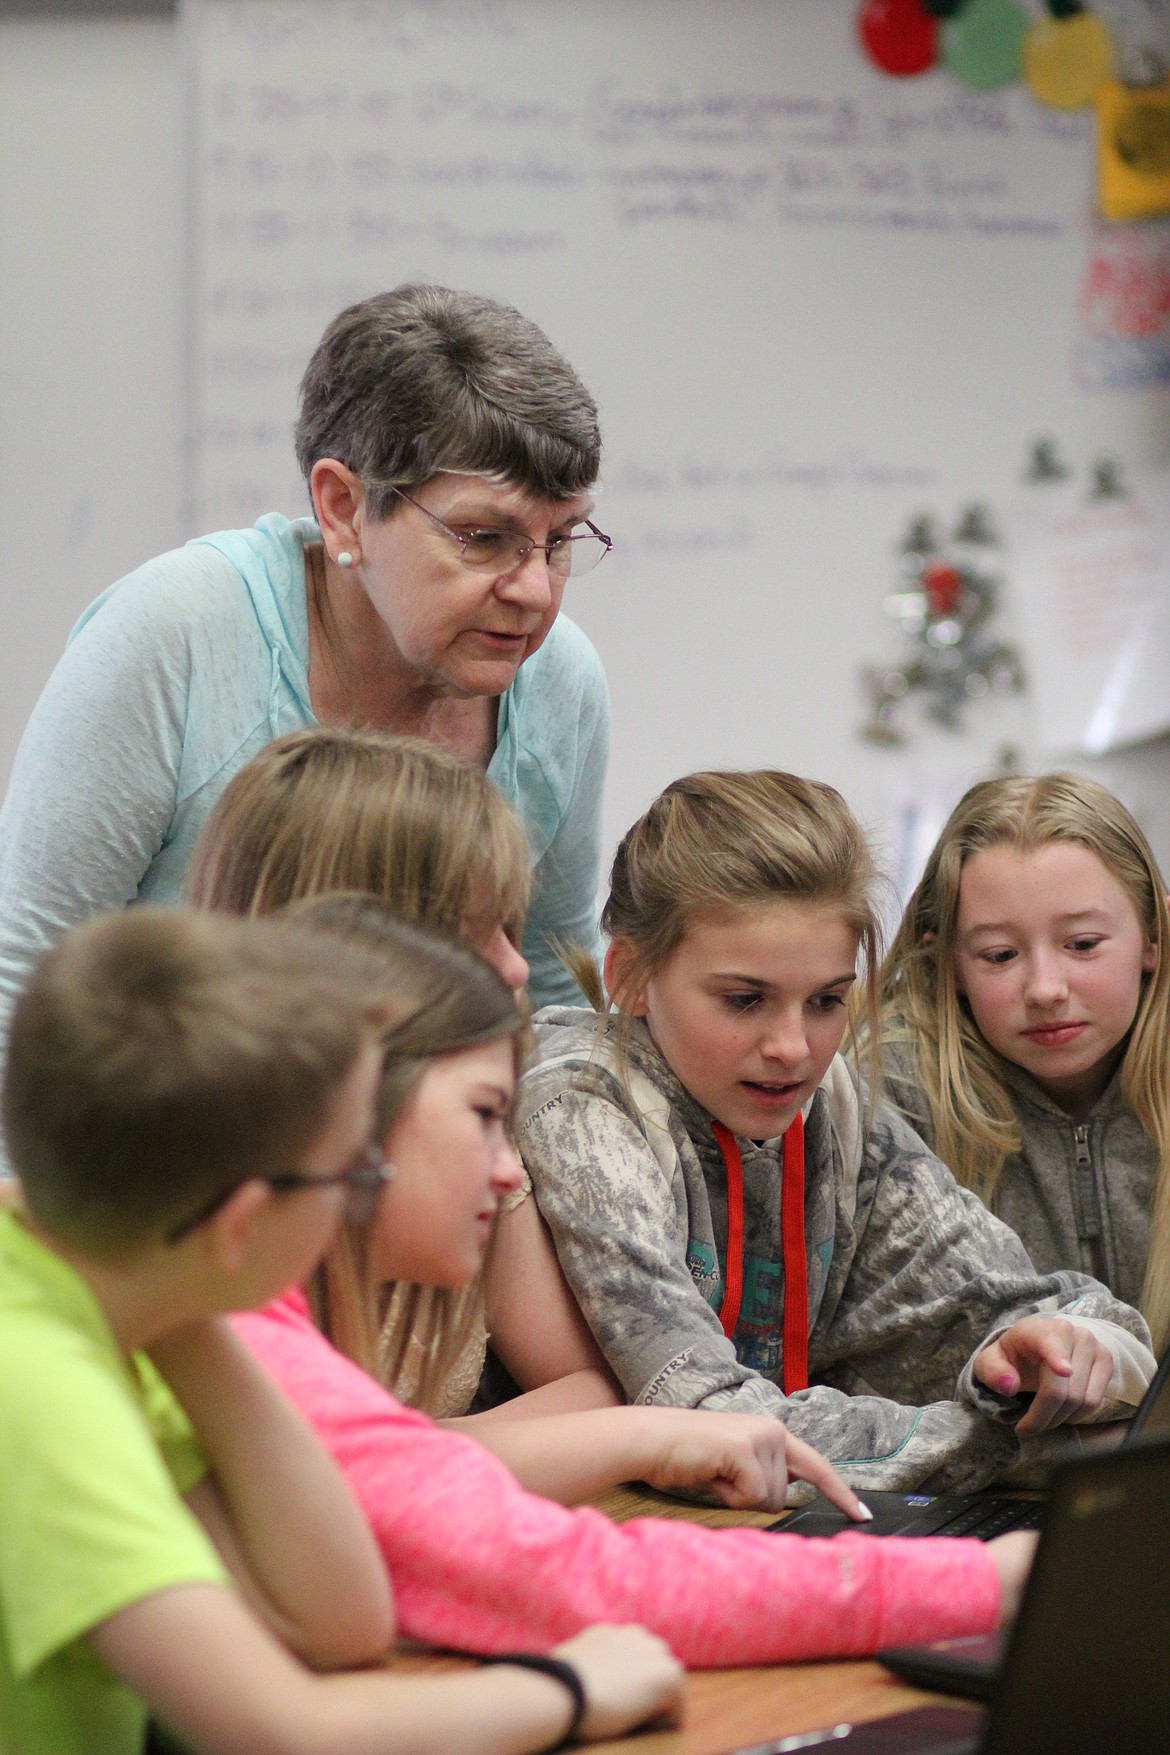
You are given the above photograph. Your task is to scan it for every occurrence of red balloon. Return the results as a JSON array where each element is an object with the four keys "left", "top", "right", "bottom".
[{"left": 858, "top": 0, "right": 939, "bottom": 76}]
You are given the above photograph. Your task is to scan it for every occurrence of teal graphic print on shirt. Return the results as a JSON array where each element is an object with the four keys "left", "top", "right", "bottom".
[
  {"left": 689, "top": 1242, "right": 784, "bottom": 1373},
  {"left": 687, "top": 1241, "right": 719, "bottom": 1303},
  {"left": 737, "top": 1254, "right": 784, "bottom": 1373}
]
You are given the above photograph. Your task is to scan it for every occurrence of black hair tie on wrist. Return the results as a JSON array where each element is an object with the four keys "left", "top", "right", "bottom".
[{"left": 479, "top": 1652, "right": 587, "bottom": 1750}]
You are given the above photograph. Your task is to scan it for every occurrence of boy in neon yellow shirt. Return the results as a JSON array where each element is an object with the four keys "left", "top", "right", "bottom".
[{"left": 0, "top": 909, "right": 680, "bottom": 1755}]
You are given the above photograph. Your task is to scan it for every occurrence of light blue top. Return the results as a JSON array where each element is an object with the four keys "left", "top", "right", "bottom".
[{"left": 0, "top": 515, "right": 608, "bottom": 1042}]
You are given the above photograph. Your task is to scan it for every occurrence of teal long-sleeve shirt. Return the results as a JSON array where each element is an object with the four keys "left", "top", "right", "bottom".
[{"left": 0, "top": 514, "right": 608, "bottom": 1050}]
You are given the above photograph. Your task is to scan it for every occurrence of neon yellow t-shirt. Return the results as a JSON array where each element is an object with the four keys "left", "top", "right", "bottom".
[{"left": 0, "top": 1211, "right": 227, "bottom": 1755}]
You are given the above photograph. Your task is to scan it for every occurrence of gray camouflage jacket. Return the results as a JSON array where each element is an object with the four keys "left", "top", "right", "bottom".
[
  {"left": 517, "top": 1009, "right": 1154, "bottom": 1494},
  {"left": 881, "top": 1038, "right": 1156, "bottom": 1312}
]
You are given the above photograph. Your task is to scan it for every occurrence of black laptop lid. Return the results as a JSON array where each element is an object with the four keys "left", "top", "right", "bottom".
[
  {"left": 982, "top": 1440, "right": 1170, "bottom": 1755},
  {"left": 1123, "top": 1343, "right": 1170, "bottom": 1443}
]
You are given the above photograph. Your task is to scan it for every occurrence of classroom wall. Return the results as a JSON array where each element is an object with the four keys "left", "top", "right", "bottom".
[
  {"left": 0, "top": 14, "right": 183, "bottom": 778},
  {"left": 2, "top": 7, "right": 1169, "bottom": 892}
]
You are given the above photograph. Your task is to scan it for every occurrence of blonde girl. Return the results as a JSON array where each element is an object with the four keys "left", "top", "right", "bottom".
[
  {"left": 878, "top": 772, "right": 1170, "bottom": 1354},
  {"left": 186, "top": 724, "right": 534, "bottom": 1418},
  {"left": 185, "top": 724, "right": 532, "bottom": 992},
  {"left": 233, "top": 895, "right": 1037, "bottom": 1667},
  {"left": 187, "top": 725, "right": 865, "bottom": 1517},
  {"left": 505, "top": 769, "right": 1156, "bottom": 1494}
]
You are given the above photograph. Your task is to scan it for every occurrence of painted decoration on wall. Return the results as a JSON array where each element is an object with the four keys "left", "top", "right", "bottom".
[{"left": 860, "top": 504, "right": 1025, "bottom": 744}]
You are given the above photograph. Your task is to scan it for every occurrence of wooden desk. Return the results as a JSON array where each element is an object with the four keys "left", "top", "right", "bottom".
[
  {"left": 592, "top": 1482, "right": 781, "bottom": 1528},
  {"left": 585, "top": 1485, "right": 947, "bottom": 1753},
  {"left": 395, "top": 1484, "right": 952, "bottom": 1755},
  {"left": 578, "top": 1657, "right": 944, "bottom": 1755},
  {"left": 391, "top": 1645, "right": 941, "bottom": 1755}
]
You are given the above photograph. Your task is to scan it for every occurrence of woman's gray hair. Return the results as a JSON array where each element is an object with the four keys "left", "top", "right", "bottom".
[{"left": 294, "top": 284, "right": 601, "bottom": 515}]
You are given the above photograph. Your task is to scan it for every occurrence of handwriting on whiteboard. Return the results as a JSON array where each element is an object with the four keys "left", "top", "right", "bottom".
[
  {"left": 188, "top": 0, "right": 1094, "bottom": 531},
  {"left": 203, "top": 80, "right": 1079, "bottom": 239}
]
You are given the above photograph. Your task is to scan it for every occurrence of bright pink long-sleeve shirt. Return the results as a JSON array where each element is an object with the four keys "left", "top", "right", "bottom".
[{"left": 234, "top": 1290, "right": 1002, "bottom": 1667}]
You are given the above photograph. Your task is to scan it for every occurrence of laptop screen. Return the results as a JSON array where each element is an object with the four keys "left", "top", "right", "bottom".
[
  {"left": 1125, "top": 1344, "right": 1170, "bottom": 1442},
  {"left": 983, "top": 1442, "right": 1170, "bottom": 1755}
]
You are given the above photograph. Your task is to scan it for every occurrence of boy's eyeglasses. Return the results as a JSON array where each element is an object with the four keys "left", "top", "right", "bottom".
[
  {"left": 165, "top": 1141, "right": 394, "bottom": 1245},
  {"left": 388, "top": 486, "right": 612, "bottom": 579}
]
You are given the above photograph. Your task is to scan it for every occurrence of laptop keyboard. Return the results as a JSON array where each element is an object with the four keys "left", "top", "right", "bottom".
[
  {"left": 774, "top": 1489, "right": 1047, "bottom": 1540},
  {"left": 907, "top": 1497, "right": 1044, "bottom": 1540}
]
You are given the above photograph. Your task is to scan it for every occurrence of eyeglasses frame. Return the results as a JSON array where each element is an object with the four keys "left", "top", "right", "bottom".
[
  {"left": 387, "top": 485, "right": 612, "bottom": 577},
  {"left": 165, "top": 1139, "right": 394, "bottom": 1245}
]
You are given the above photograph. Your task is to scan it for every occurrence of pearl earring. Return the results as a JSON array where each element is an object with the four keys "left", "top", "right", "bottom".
[{"left": 336, "top": 550, "right": 355, "bottom": 569}]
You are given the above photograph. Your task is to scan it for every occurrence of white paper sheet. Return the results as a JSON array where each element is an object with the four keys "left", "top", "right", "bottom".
[{"left": 1005, "top": 472, "right": 1170, "bottom": 756}]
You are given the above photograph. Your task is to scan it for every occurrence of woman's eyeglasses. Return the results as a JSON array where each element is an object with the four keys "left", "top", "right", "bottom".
[
  {"left": 166, "top": 1140, "right": 394, "bottom": 1244},
  {"left": 389, "top": 487, "right": 612, "bottom": 579}
]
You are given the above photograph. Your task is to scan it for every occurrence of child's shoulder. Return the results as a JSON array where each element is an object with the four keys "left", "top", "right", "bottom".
[
  {"left": 525, "top": 1008, "right": 672, "bottom": 1082},
  {"left": 521, "top": 1008, "right": 678, "bottom": 1122},
  {"left": 522, "top": 1006, "right": 631, "bottom": 1107},
  {"left": 869, "top": 1025, "right": 937, "bottom": 1144},
  {"left": 0, "top": 1209, "right": 105, "bottom": 1366},
  {"left": 529, "top": 1003, "right": 609, "bottom": 1052},
  {"left": 0, "top": 1211, "right": 202, "bottom": 1481}
]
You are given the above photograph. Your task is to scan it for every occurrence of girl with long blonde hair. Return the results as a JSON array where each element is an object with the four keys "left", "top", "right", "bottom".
[
  {"left": 878, "top": 772, "right": 1170, "bottom": 1354},
  {"left": 502, "top": 768, "right": 1155, "bottom": 1494},
  {"left": 186, "top": 724, "right": 534, "bottom": 1416}
]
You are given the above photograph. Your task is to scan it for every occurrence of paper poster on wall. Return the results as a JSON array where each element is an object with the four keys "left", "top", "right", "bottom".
[
  {"left": 1005, "top": 471, "right": 1170, "bottom": 756},
  {"left": 1073, "top": 218, "right": 1170, "bottom": 390}
]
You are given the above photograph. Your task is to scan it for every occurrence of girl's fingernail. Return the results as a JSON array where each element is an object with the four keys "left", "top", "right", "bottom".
[
  {"left": 856, "top": 1502, "right": 874, "bottom": 1521},
  {"left": 998, "top": 1374, "right": 1016, "bottom": 1394}
]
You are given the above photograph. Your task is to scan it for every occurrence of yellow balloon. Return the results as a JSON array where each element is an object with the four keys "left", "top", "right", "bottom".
[
  {"left": 1024, "top": 12, "right": 1114, "bottom": 110},
  {"left": 1097, "top": 78, "right": 1170, "bottom": 221}
]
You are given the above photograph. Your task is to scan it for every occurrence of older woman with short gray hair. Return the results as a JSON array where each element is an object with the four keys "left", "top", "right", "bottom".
[{"left": 0, "top": 285, "right": 612, "bottom": 1028}]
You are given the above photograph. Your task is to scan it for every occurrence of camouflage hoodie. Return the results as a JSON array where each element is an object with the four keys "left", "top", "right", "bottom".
[{"left": 516, "top": 1009, "right": 1154, "bottom": 1495}]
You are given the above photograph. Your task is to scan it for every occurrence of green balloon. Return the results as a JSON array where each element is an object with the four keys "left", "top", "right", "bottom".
[{"left": 942, "top": 0, "right": 1029, "bottom": 89}]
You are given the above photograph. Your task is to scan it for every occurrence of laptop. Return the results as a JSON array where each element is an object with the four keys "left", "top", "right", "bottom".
[
  {"left": 875, "top": 1344, "right": 1170, "bottom": 1701},
  {"left": 774, "top": 1341, "right": 1170, "bottom": 1542},
  {"left": 726, "top": 1438, "right": 1170, "bottom": 1755}
]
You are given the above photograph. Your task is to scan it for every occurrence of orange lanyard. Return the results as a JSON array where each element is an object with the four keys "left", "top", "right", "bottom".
[{"left": 711, "top": 1115, "right": 808, "bottom": 1395}]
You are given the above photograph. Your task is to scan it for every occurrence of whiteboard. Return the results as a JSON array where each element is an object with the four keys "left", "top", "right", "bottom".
[{"left": 185, "top": 0, "right": 1170, "bottom": 879}]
